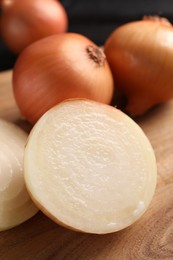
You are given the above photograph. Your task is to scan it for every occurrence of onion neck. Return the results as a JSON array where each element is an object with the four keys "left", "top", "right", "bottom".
[
  {"left": 86, "top": 45, "right": 106, "bottom": 66},
  {"left": 142, "top": 15, "right": 172, "bottom": 28}
]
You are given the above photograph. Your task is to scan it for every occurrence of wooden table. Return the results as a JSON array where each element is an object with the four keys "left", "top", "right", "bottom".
[{"left": 0, "top": 70, "right": 173, "bottom": 259}]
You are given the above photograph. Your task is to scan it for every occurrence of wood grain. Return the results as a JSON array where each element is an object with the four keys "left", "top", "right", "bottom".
[{"left": 0, "top": 70, "right": 173, "bottom": 259}]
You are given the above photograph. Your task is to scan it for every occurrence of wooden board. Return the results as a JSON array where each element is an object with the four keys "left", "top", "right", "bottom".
[{"left": 0, "top": 70, "right": 173, "bottom": 259}]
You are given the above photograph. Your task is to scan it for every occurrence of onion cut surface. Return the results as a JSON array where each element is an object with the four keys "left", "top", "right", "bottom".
[
  {"left": 24, "top": 99, "right": 157, "bottom": 234},
  {"left": 0, "top": 119, "right": 38, "bottom": 231}
]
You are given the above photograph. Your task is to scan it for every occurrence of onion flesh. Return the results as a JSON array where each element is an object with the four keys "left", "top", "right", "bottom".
[
  {"left": 0, "top": 119, "right": 38, "bottom": 231},
  {"left": 24, "top": 99, "right": 157, "bottom": 234}
]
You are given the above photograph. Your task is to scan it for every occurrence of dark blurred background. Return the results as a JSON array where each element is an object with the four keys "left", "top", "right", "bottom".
[{"left": 1, "top": 0, "right": 173, "bottom": 71}]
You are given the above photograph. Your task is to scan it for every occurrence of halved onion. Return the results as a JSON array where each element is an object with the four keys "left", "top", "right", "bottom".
[
  {"left": 0, "top": 119, "right": 38, "bottom": 231},
  {"left": 24, "top": 99, "right": 157, "bottom": 234}
]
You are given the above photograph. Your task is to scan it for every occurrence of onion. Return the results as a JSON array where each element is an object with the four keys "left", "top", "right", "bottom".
[
  {"left": 104, "top": 16, "right": 173, "bottom": 116},
  {"left": 13, "top": 33, "right": 114, "bottom": 124},
  {"left": 24, "top": 99, "right": 157, "bottom": 234},
  {"left": 0, "top": 0, "right": 68, "bottom": 53},
  {"left": 0, "top": 119, "right": 38, "bottom": 231}
]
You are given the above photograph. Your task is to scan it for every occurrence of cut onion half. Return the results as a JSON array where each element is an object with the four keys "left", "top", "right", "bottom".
[
  {"left": 0, "top": 119, "right": 38, "bottom": 231},
  {"left": 24, "top": 99, "right": 157, "bottom": 234}
]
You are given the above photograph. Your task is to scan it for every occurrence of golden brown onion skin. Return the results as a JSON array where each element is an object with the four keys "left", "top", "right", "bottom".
[
  {"left": 104, "top": 17, "right": 173, "bottom": 116},
  {"left": 13, "top": 33, "right": 114, "bottom": 124},
  {"left": 1, "top": 0, "right": 68, "bottom": 53}
]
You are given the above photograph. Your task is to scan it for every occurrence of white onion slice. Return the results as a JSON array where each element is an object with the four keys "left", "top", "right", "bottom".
[
  {"left": 24, "top": 99, "right": 157, "bottom": 234},
  {"left": 0, "top": 119, "right": 38, "bottom": 231}
]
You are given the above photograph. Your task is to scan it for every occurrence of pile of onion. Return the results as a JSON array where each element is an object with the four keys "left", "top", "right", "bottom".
[
  {"left": 24, "top": 99, "right": 157, "bottom": 234},
  {"left": 104, "top": 16, "right": 173, "bottom": 116},
  {"left": 13, "top": 33, "right": 114, "bottom": 124},
  {"left": 0, "top": 0, "right": 68, "bottom": 53}
]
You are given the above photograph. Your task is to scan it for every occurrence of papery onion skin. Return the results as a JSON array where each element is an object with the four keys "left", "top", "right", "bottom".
[
  {"left": 1, "top": 0, "right": 68, "bottom": 53},
  {"left": 13, "top": 33, "right": 114, "bottom": 124},
  {"left": 104, "top": 16, "right": 173, "bottom": 116}
]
